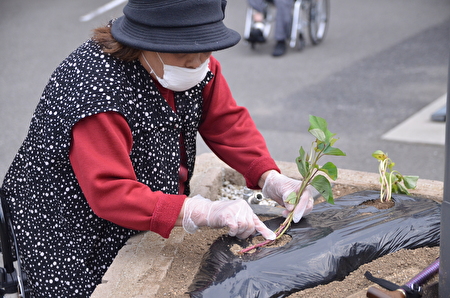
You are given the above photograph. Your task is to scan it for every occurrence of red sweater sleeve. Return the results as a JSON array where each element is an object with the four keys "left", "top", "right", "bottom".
[
  {"left": 200, "top": 56, "right": 280, "bottom": 188},
  {"left": 69, "top": 111, "right": 185, "bottom": 238}
]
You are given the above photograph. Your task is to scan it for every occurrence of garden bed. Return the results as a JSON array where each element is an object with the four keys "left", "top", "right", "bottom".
[
  {"left": 92, "top": 153, "right": 443, "bottom": 298},
  {"left": 157, "top": 182, "right": 441, "bottom": 298}
]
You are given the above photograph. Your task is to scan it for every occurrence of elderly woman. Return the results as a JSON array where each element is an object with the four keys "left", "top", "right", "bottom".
[{"left": 0, "top": 0, "right": 313, "bottom": 297}]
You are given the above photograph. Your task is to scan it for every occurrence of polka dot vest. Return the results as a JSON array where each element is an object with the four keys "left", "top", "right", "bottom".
[{"left": 1, "top": 39, "right": 213, "bottom": 297}]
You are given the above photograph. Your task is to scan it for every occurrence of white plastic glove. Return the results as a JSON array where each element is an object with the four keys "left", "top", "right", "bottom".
[
  {"left": 182, "top": 195, "right": 276, "bottom": 240},
  {"left": 262, "top": 170, "right": 314, "bottom": 223}
]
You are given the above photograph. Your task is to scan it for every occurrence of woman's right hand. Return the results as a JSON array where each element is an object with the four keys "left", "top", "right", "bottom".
[{"left": 262, "top": 170, "right": 314, "bottom": 223}]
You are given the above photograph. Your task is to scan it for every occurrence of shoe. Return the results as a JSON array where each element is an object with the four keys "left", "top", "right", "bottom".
[
  {"left": 248, "top": 27, "right": 266, "bottom": 43},
  {"left": 248, "top": 21, "right": 266, "bottom": 43},
  {"left": 272, "top": 40, "right": 287, "bottom": 57}
]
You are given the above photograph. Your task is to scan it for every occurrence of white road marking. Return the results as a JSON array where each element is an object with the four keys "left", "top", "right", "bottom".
[{"left": 80, "top": 0, "right": 126, "bottom": 22}]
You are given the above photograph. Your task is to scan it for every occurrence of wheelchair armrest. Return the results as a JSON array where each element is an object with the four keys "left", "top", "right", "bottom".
[
  {"left": 0, "top": 191, "right": 15, "bottom": 274},
  {"left": 0, "top": 266, "right": 20, "bottom": 295}
]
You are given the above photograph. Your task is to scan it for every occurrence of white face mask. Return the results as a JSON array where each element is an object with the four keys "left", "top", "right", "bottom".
[{"left": 142, "top": 53, "right": 210, "bottom": 92}]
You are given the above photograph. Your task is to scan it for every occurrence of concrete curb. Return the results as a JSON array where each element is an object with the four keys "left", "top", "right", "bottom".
[{"left": 90, "top": 153, "right": 443, "bottom": 298}]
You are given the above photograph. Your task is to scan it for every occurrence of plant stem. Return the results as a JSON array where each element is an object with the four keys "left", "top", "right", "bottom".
[
  {"left": 239, "top": 214, "right": 293, "bottom": 254},
  {"left": 239, "top": 156, "right": 318, "bottom": 254},
  {"left": 379, "top": 158, "right": 392, "bottom": 202},
  {"left": 239, "top": 239, "right": 274, "bottom": 254},
  {"left": 238, "top": 129, "right": 339, "bottom": 254}
]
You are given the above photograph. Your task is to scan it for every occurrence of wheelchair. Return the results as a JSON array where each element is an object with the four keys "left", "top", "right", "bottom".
[
  {"left": 0, "top": 189, "right": 30, "bottom": 298},
  {"left": 244, "top": 0, "right": 330, "bottom": 50}
]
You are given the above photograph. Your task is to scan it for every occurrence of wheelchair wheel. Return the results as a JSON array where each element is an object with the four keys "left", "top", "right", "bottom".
[{"left": 308, "top": 0, "right": 329, "bottom": 45}]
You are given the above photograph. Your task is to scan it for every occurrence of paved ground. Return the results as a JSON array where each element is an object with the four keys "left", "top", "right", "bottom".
[{"left": 1, "top": 0, "right": 450, "bottom": 183}]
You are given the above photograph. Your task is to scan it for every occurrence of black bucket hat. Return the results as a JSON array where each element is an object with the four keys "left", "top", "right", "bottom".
[{"left": 111, "top": 0, "right": 241, "bottom": 53}]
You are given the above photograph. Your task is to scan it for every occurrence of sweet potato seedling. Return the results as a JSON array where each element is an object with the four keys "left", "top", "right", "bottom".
[
  {"left": 240, "top": 115, "right": 346, "bottom": 254},
  {"left": 372, "top": 150, "right": 419, "bottom": 202}
]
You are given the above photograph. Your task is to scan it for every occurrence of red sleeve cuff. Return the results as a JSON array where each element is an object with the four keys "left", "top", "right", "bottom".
[
  {"left": 244, "top": 156, "right": 280, "bottom": 189},
  {"left": 149, "top": 194, "right": 186, "bottom": 238}
]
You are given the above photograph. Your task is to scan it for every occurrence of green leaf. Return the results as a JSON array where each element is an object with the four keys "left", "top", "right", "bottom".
[
  {"left": 387, "top": 161, "right": 395, "bottom": 171},
  {"left": 308, "top": 116, "right": 338, "bottom": 144},
  {"left": 324, "top": 130, "right": 336, "bottom": 143},
  {"left": 323, "top": 146, "right": 346, "bottom": 156},
  {"left": 403, "top": 175, "right": 419, "bottom": 189},
  {"left": 319, "top": 162, "right": 338, "bottom": 180},
  {"left": 309, "top": 128, "right": 326, "bottom": 142},
  {"left": 308, "top": 115, "right": 328, "bottom": 142},
  {"left": 296, "top": 147, "right": 309, "bottom": 178},
  {"left": 308, "top": 115, "right": 328, "bottom": 132},
  {"left": 391, "top": 182, "right": 399, "bottom": 194},
  {"left": 316, "top": 142, "right": 326, "bottom": 151},
  {"left": 285, "top": 191, "right": 297, "bottom": 205},
  {"left": 311, "top": 175, "right": 334, "bottom": 204},
  {"left": 372, "top": 150, "right": 387, "bottom": 161},
  {"left": 329, "top": 137, "right": 338, "bottom": 147},
  {"left": 385, "top": 172, "right": 397, "bottom": 184},
  {"left": 395, "top": 182, "right": 411, "bottom": 195}
]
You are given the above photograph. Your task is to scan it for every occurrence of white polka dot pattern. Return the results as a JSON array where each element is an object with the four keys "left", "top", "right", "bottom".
[{"left": 1, "top": 39, "right": 213, "bottom": 297}]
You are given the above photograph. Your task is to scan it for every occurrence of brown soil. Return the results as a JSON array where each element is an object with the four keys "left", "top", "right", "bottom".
[
  {"left": 156, "top": 187, "right": 440, "bottom": 298},
  {"left": 230, "top": 234, "right": 292, "bottom": 255},
  {"left": 362, "top": 198, "right": 395, "bottom": 209}
]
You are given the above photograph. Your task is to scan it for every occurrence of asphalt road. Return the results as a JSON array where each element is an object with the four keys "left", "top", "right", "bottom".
[{"left": 1, "top": 0, "right": 450, "bottom": 183}]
